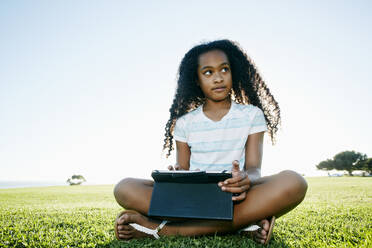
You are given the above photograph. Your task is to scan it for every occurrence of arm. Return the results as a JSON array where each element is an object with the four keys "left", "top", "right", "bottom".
[
  {"left": 168, "top": 116, "right": 190, "bottom": 171},
  {"left": 219, "top": 131, "right": 266, "bottom": 200},
  {"left": 172, "top": 140, "right": 190, "bottom": 170},
  {"left": 244, "top": 131, "right": 266, "bottom": 185}
]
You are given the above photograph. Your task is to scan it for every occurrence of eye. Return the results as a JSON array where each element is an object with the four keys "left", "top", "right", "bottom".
[
  {"left": 221, "top": 67, "right": 230, "bottom": 73},
  {"left": 203, "top": 70, "right": 212, "bottom": 76}
]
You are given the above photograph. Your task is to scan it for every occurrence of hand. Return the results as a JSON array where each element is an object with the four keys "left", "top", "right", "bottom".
[
  {"left": 167, "top": 164, "right": 196, "bottom": 171},
  {"left": 218, "top": 160, "right": 251, "bottom": 201},
  {"left": 167, "top": 164, "right": 182, "bottom": 171}
]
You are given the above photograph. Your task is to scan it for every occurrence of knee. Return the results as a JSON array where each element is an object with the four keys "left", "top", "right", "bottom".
[
  {"left": 113, "top": 177, "right": 136, "bottom": 208},
  {"left": 278, "top": 170, "right": 308, "bottom": 203}
]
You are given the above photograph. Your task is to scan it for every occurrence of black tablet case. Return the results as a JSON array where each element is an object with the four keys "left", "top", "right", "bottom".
[{"left": 148, "top": 171, "right": 233, "bottom": 220}]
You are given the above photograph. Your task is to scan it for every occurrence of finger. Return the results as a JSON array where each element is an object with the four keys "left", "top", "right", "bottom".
[
  {"left": 222, "top": 185, "right": 249, "bottom": 193},
  {"left": 223, "top": 173, "right": 247, "bottom": 185},
  {"left": 168, "top": 165, "right": 174, "bottom": 170},
  {"left": 232, "top": 192, "right": 246, "bottom": 201},
  {"left": 224, "top": 177, "right": 250, "bottom": 188},
  {"left": 231, "top": 160, "right": 240, "bottom": 172},
  {"left": 174, "top": 164, "right": 181, "bottom": 170}
]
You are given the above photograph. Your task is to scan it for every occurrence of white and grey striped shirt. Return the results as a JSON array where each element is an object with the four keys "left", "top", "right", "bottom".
[{"left": 173, "top": 101, "right": 267, "bottom": 171}]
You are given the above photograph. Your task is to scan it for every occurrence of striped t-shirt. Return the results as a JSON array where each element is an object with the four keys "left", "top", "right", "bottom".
[{"left": 173, "top": 101, "right": 267, "bottom": 171}]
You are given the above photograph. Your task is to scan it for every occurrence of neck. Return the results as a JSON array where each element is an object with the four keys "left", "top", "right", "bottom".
[{"left": 203, "top": 97, "right": 231, "bottom": 111}]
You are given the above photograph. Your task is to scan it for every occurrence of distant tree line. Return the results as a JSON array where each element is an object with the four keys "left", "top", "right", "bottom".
[{"left": 316, "top": 151, "right": 371, "bottom": 176}]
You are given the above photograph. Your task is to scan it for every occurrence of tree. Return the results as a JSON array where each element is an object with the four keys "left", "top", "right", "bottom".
[
  {"left": 333, "top": 151, "right": 367, "bottom": 176},
  {"left": 356, "top": 158, "right": 372, "bottom": 174},
  {"left": 316, "top": 151, "right": 367, "bottom": 176},
  {"left": 67, "top": 175, "right": 86, "bottom": 185},
  {"left": 316, "top": 159, "right": 334, "bottom": 171}
]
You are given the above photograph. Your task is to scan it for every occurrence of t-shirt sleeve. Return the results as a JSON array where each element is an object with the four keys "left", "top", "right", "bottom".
[
  {"left": 173, "top": 117, "right": 187, "bottom": 142},
  {"left": 249, "top": 108, "right": 268, "bottom": 134}
]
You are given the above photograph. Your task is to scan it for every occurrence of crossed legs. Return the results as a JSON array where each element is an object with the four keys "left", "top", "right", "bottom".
[{"left": 113, "top": 170, "right": 307, "bottom": 242}]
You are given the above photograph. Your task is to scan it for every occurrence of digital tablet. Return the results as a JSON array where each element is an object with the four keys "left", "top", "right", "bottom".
[{"left": 148, "top": 170, "right": 233, "bottom": 220}]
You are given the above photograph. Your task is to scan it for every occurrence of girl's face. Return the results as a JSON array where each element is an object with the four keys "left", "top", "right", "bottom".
[{"left": 197, "top": 50, "right": 232, "bottom": 102}]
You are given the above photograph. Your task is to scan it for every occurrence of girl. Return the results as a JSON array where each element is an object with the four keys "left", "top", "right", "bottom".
[{"left": 114, "top": 39, "right": 307, "bottom": 245}]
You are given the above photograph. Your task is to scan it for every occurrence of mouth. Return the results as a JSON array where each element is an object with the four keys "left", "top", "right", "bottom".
[
  {"left": 212, "top": 86, "right": 226, "bottom": 93},
  {"left": 212, "top": 86, "right": 227, "bottom": 92}
]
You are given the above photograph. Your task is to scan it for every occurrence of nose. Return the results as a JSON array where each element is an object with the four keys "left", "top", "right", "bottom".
[{"left": 213, "top": 72, "right": 223, "bottom": 83}]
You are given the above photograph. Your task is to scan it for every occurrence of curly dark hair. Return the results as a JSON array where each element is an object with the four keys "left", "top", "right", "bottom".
[{"left": 163, "top": 39, "right": 281, "bottom": 157}]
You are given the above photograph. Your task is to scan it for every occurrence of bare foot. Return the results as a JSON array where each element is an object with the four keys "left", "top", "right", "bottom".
[
  {"left": 253, "top": 219, "right": 271, "bottom": 244},
  {"left": 115, "top": 210, "right": 165, "bottom": 240},
  {"left": 240, "top": 218, "right": 273, "bottom": 244}
]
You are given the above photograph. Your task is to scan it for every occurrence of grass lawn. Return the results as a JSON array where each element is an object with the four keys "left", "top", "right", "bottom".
[{"left": 0, "top": 177, "right": 371, "bottom": 247}]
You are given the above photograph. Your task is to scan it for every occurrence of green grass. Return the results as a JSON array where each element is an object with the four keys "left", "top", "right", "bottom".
[{"left": 0, "top": 177, "right": 371, "bottom": 247}]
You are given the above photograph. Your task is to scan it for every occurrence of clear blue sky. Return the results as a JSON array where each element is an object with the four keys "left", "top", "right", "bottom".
[{"left": 1, "top": 1, "right": 371, "bottom": 183}]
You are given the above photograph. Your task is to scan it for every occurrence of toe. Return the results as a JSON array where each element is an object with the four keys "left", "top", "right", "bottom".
[
  {"left": 119, "top": 233, "right": 132, "bottom": 240},
  {"left": 258, "top": 219, "right": 269, "bottom": 230},
  {"left": 255, "top": 231, "right": 266, "bottom": 240},
  {"left": 122, "top": 224, "right": 133, "bottom": 231},
  {"left": 119, "top": 229, "right": 134, "bottom": 235},
  {"left": 254, "top": 236, "right": 265, "bottom": 244},
  {"left": 121, "top": 212, "right": 136, "bottom": 224},
  {"left": 117, "top": 223, "right": 133, "bottom": 232},
  {"left": 262, "top": 219, "right": 270, "bottom": 231},
  {"left": 117, "top": 214, "right": 127, "bottom": 225}
]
